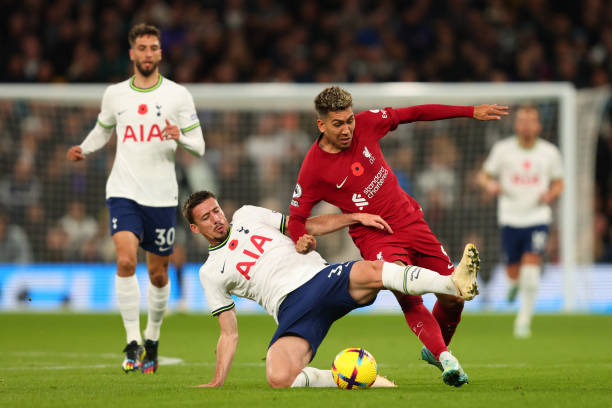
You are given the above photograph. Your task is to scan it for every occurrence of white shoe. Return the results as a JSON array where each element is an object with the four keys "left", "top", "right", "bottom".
[
  {"left": 451, "top": 243, "right": 480, "bottom": 300},
  {"left": 439, "top": 351, "right": 469, "bottom": 387},
  {"left": 514, "top": 323, "right": 531, "bottom": 339}
]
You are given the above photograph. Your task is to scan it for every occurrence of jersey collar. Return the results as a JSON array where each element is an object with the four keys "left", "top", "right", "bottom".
[
  {"left": 209, "top": 226, "right": 232, "bottom": 251},
  {"left": 129, "top": 74, "right": 163, "bottom": 92}
]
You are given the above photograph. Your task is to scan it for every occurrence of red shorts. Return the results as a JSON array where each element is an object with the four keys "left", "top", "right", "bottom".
[{"left": 356, "top": 215, "right": 454, "bottom": 276}]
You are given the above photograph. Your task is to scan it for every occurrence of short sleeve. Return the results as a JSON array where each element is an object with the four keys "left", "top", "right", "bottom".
[
  {"left": 233, "top": 205, "right": 285, "bottom": 232},
  {"left": 549, "top": 145, "right": 563, "bottom": 180},
  {"left": 289, "top": 163, "right": 322, "bottom": 217},
  {"left": 177, "top": 87, "right": 200, "bottom": 134},
  {"left": 97, "top": 87, "right": 116, "bottom": 129},
  {"left": 199, "top": 265, "right": 235, "bottom": 316}
]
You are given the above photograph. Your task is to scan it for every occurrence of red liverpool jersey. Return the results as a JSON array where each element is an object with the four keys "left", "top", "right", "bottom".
[{"left": 288, "top": 105, "right": 473, "bottom": 254}]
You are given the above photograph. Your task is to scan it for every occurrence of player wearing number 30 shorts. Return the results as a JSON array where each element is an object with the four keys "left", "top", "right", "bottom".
[{"left": 65, "top": 24, "right": 205, "bottom": 373}]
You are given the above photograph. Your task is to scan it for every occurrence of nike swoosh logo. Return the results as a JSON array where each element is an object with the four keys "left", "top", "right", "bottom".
[
  {"left": 221, "top": 261, "right": 226, "bottom": 274},
  {"left": 117, "top": 110, "right": 127, "bottom": 115},
  {"left": 158, "top": 246, "right": 172, "bottom": 252},
  {"left": 448, "top": 264, "right": 454, "bottom": 269},
  {"left": 336, "top": 176, "right": 348, "bottom": 188}
]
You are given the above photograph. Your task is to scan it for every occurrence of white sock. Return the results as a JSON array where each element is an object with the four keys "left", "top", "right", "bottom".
[
  {"left": 144, "top": 281, "right": 170, "bottom": 342},
  {"left": 291, "top": 367, "right": 336, "bottom": 387},
  {"left": 515, "top": 264, "right": 540, "bottom": 329},
  {"left": 115, "top": 275, "right": 142, "bottom": 344},
  {"left": 381, "top": 262, "right": 457, "bottom": 296}
]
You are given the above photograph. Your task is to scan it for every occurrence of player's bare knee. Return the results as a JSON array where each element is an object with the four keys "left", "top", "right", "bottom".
[
  {"left": 116, "top": 256, "right": 136, "bottom": 275},
  {"left": 149, "top": 270, "right": 168, "bottom": 287},
  {"left": 266, "top": 369, "right": 295, "bottom": 388},
  {"left": 369, "top": 261, "right": 384, "bottom": 286}
]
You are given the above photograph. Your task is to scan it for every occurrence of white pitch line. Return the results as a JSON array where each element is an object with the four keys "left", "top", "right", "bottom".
[{"left": 1, "top": 355, "right": 185, "bottom": 371}]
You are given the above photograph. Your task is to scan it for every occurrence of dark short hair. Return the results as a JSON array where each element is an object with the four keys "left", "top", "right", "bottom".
[
  {"left": 182, "top": 191, "right": 217, "bottom": 224},
  {"left": 128, "top": 23, "right": 161, "bottom": 47},
  {"left": 314, "top": 86, "right": 353, "bottom": 118}
]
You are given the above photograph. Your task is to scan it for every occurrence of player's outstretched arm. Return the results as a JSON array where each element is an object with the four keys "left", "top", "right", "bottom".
[
  {"left": 302, "top": 213, "right": 393, "bottom": 236},
  {"left": 473, "top": 104, "right": 509, "bottom": 121},
  {"left": 194, "top": 309, "right": 238, "bottom": 387}
]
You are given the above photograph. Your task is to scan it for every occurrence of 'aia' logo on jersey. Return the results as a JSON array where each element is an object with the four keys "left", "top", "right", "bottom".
[{"left": 122, "top": 124, "right": 163, "bottom": 143}]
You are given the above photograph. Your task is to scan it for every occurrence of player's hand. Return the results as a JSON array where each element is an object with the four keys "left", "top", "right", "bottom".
[
  {"left": 162, "top": 119, "right": 180, "bottom": 140},
  {"left": 192, "top": 380, "right": 223, "bottom": 388},
  {"left": 473, "top": 104, "right": 509, "bottom": 121},
  {"left": 485, "top": 180, "right": 502, "bottom": 196},
  {"left": 539, "top": 191, "right": 554, "bottom": 205},
  {"left": 296, "top": 234, "right": 317, "bottom": 254},
  {"left": 354, "top": 213, "right": 393, "bottom": 234},
  {"left": 66, "top": 145, "right": 85, "bottom": 162}
]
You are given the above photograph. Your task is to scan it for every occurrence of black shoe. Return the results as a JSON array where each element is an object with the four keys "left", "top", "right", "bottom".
[
  {"left": 141, "top": 339, "right": 159, "bottom": 374},
  {"left": 122, "top": 340, "right": 143, "bottom": 373}
]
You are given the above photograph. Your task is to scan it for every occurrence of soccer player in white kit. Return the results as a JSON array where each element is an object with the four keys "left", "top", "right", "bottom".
[
  {"left": 183, "top": 190, "right": 480, "bottom": 388},
  {"left": 477, "top": 105, "right": 563, "bottom": 338},
  {"left": 66, "top": 24, "right": 205, "bottom": 373}
]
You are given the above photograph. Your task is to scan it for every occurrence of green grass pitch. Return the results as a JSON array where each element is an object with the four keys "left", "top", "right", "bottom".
[{"left": 1, "top": 312, "right": 611, "bottom": 407}]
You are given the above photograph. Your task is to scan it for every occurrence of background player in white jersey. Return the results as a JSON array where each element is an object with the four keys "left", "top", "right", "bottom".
[
  {"left": 183, "top": 190, "right": 479, "bottom": 388},
  {"left": 477, "top": 105, "right": 563, "bottom": 338},
  {"left": 66, "top": 23, "right": 205, "bottom": 373}
]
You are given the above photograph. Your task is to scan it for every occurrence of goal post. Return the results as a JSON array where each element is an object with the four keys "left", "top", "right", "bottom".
[{"left": 0, "top": 81, "right": 606, "bottom": 312}]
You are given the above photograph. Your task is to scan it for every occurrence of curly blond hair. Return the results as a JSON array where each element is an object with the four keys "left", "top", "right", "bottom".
[{"left": 314, "top": 86, "right": 353, "bottom": 117}]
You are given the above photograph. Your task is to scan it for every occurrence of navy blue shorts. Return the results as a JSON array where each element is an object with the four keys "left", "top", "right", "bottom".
[
  {"left": 501, "top": 225, "right": 549, "bottom": 264},
  {"left": 106, "top": 197, "right": 177, "bottom": 256},
  {"left": 269, "top": 261, "right": 374, "bottom": 360}
]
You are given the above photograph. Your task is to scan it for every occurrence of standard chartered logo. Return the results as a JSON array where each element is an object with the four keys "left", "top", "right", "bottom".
[{"left": 363, "top": 166, "right": 388, "bottom": 198}]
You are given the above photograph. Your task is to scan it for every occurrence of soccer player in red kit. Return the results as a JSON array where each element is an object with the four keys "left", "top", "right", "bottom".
[{"left": 288, "top": 86, "right": 508, "bottom": 387}]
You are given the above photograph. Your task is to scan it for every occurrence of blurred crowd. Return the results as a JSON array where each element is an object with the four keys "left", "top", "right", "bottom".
[
  {"left": 2, "top": 0, "right": 611, "bottom": 86},
  {"left": 0, "top": 98, "right": 572, "bottom": 274},
  {"left": 0, "top": 0, "right": 611, "bottom": 267}
]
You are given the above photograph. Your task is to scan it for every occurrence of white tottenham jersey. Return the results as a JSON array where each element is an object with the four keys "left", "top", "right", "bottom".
[
  {"left": 84, "top": 75, "right": 202, "bottom": 206},
  {"left": 199, "top": 206, "right": 328, "bottom": 322},
  {"left": 483, "top": 137, "right": 563, "bottom": 227}
]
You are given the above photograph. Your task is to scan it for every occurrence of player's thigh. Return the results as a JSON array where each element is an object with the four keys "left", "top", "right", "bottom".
[
  {"left": 112, "top": 231, "right": 139, "bottom": 276},
  {"left": 266, "top": 335, "right": 312, "bottom": 387}
]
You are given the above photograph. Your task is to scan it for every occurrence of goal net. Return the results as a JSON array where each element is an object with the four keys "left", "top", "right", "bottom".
[{"left": 0, "top": 82, "right": 608, "bottom": 311}]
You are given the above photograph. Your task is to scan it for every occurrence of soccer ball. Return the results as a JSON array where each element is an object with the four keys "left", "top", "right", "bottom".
[{"left": 331, "top": 348, "right": 377, "bottom": 389}]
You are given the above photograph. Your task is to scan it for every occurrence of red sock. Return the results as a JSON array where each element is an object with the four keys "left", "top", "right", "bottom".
[
  {"left": 395, "top": 293, "right": 447, "bottom": 359},
  {"left": 432, "top": 300, "right": 464, "bottom": 346}
]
